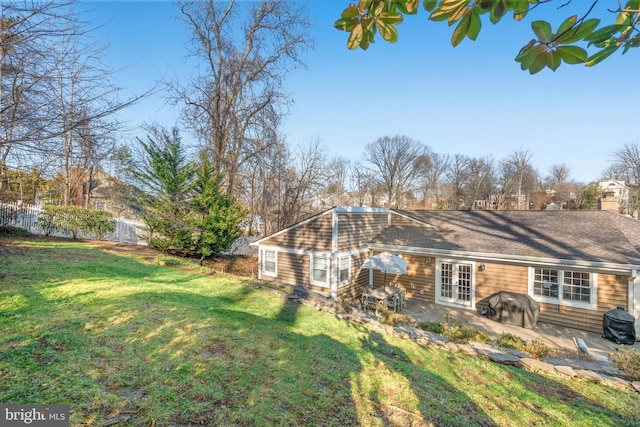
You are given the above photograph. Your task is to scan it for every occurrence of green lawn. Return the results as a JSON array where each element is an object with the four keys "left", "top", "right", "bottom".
[{"left": 1, "top": 236, "right": 639, "bottom": 426}]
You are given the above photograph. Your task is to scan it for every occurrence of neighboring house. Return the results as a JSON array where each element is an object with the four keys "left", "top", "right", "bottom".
[
  {"left": 598, "top": 180, "right": 629, "bottom": 213},
  {"left": 255, "top": 207, "right": 640, "bottom": 336},
  {"left": 37, "top": 167, "right": 139, "bottom": 219}
]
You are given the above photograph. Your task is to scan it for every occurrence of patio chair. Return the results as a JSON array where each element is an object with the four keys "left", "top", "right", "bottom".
[
  {"left": 361, "top": 290, "right": 379, "bottom": 313},
  {"left": 389, "top": 283, "right": 406, "bottom": 310},
  {"left": 386, "top": 292, "right": 401, "bottom": 312}
]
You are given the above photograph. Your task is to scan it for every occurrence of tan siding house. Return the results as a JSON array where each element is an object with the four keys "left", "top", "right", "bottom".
[
  {"left": 254, "top": 207, "right": 390, "bottom": 299},
  {"left": 254, "top": 207, "right": 640, "bottom": 336}
]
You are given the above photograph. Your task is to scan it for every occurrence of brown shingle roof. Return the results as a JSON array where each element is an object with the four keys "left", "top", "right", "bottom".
[{"left": 369, "top": 210, "right": 640, "bottom": 265}]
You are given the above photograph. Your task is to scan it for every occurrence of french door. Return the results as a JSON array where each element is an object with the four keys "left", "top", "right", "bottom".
[{"left": 438, "top": 261, "right": 474, "bottom": 307}]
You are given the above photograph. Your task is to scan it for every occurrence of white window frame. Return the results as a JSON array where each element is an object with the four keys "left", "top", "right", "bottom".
[
  {"left": 528, "top": 267, "right": 598, "bottom": 310},
  {"left": 338, "top": 255, "right": 351, "bottom": 286},
  {"left": 310, "top": 254, "right": 329, "bottom": 288},
  {"left": 262, "top": 249, "right": 277, "bottom": 277}
]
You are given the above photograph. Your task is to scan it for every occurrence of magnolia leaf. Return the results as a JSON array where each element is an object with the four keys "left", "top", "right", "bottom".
[
  {"left": 377, "top": 19, "right": 399, "bottom": 42},
  {"left": 547, "top": 49, "right": 561, "bottom": 71},
  {"left": 468, "top": 10, "right": 481, "bottom": 41},
  {"left": 451, "top": 14, "right": 469, "bottom": 47},
  {"left": 586, "top": 24, "right": 622, "bottom": 44},
  {"left": 586, "top": 44, "right": 619, "bottom": 66},
  {"left": 347, "top": 22, "right": 364, "bottom": 50},
  {"left": 423, "top": 0, "right": 438, "bottom": 12},
  {"left": 528, "top": 50, "right": 547, "bottom": 74},
  {"left": 374, "top": 0, "right": 385, "bottom": 15},
  {"left": 557, "top": 18, "right": 601, "bottom": 44},
  {"left": 531, "top": 20, "right": 552, "bottom": 44},
  {"left": 615, "top": 11, "right": 633, "bottom": 26},
  {"left": 341, "top": 4, "right": 360, "bottom": 19},
  {"left": 429, "top": 8, "right": 450, "bottom": 22},
  {"left": 515, "top": 39, "right": 536, "bottom": 61},
  {"left": 334, "top": 17, "right": 358, "bottom": 32},
  {"left": 490, "top": 1, "right": 506, "bottom": 24},
  {"left": 623, "top": 34, "right": 640, "bottom": 54},
  {"left": 397, "top": 0, "right": 419, "bottom": 14},
  {"left": 449, "top": 3, "right": 471, "bottom": 22},
  {"left": 439, "top": 0, "right": 468, "bottom": 12},
  {"left": 513, "top": 1, "right": 529, "bottom": 21},
  {"left": 378, "top": 11, "right": 403, "bottom": 26},
  {"left": 518, "top": 45, "right": 543, "bottom": 71},
  {"left": 556, "top": 45, "right": 588, "bottom": 64},
  {"left": 556, "top": 15, "right": 577, "bottom": 36},
  {"left": 360, "top": 28, "right": 374, "bottom": 50}
]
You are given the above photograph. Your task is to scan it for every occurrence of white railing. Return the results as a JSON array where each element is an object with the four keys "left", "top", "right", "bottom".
[{"left": 0, "top": 201, "right": 148, "bottom": 244}]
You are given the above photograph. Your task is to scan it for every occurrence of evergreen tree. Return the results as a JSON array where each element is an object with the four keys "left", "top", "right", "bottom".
[
  {"left": 132, "top": 127, "right": 246, "bottom": 258},
  {"left": 134, "top": 127, "right": 194, "bottom": 252},
  {"left": 190, "top": 157, "right": 246, "bottom": 259}
]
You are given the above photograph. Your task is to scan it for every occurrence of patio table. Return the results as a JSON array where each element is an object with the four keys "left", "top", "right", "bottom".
[{"left": 362, "top": 287, "right": 405, "bottom": 313}]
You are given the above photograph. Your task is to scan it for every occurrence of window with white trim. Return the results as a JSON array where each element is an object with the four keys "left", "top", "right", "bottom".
[
  {"left": 262, "top": 249, "right": 277, "bottom": 277},
  {"left": 339, "top": 256, "right": 351, "bottom": 286},
  {"left": 529, "top": 267, "right": 597, "bottom": 310},
  {"left": 310, "top": 254, "right": 329, "bottom": 287}
]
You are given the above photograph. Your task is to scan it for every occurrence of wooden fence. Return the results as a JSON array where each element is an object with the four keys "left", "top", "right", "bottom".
[{"left": 0, "top": 201, "right": 147, "bottom": 244}]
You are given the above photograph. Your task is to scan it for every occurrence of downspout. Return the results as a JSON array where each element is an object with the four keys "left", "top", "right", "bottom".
[
  {"left": 330, "top": 210, "right": 339, "bottom": 300},
  {"left": 257, "top": 246, "right": 262, "bottom": 280},
  {"left": 630, "top": 269, "right": 640, "bottom": 340}
]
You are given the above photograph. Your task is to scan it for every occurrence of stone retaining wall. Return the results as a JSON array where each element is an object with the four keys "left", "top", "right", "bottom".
[{"left": 259, "top": 283, "right": 640, "bottom": 394}]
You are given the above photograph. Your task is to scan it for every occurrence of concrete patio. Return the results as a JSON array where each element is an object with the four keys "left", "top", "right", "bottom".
[{"left": 402, "top": 299, "right": 631, "bottom": 362}]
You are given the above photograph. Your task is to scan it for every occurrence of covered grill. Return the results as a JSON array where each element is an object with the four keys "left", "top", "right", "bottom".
[
  {"left": 603, "top": 307, "right": 636, "bottom": 345},
  {"left": 477, "top": 291, "right": 540, "bottom": 329}
]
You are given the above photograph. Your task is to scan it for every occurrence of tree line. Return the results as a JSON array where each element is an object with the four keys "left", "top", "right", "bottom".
[
  {"left": 3, "top": 0, "right": 640, "bottom": 251},
  {"left": 1, "top": 1, "right": 147, "bottom": 208}
]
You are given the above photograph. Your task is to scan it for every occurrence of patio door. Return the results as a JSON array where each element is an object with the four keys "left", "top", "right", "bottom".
[{"left": 438, "top": 261, "right": 474, "bottom": 307}]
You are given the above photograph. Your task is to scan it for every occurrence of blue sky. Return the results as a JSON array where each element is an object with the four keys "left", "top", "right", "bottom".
[{"left": 81, "top": 1, "right": 640, "bottom": 184}]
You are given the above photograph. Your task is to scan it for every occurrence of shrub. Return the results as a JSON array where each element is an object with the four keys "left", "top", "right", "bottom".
[
  {"left": 494, "top": 333, "right": 555, "bottom": 360},
  {"left": 377, "top": 306, "right": 401, "bottom": 326},
  {"left": 418, "top": 321, "right": 445, "bottom": 335},
  {"left": 418, "top": 317, "right": 489, "bottom": 344},
  {"left": 36, "top": 205, "right": 115, "bottom": 239},
  {"left": 36, "top": 205, "right": 62, "bottom": 236},
  {"left": 84, "top": 210, "right": 116, "bottom": 240},
  {"left": 610, "top": 347, "right": 640, "bottom": 381},
  {"left": 0, "top": 226, "right": 31, "bottom": 236}
]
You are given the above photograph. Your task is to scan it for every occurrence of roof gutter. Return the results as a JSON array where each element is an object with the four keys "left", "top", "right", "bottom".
[{"left": 369, "top": 243, "right": 640, "bottom": 275}]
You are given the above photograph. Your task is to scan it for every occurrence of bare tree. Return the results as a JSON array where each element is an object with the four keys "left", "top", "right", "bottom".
[
  {"left": 351, "top": 162, "right": 383, "bottom": 207},
  {"left": 172, "top": 0, "right": 312, "bottom": 197},
  {"left": 446, "top": 154, "right": 469, "bottom": 210},
  {"left": 363, "top": 135, "right": 430, "bottom": 208},
  {"left": 325, "top": 156, "right": 351, "bottom": 206},
  {"left": 0, "top": 0, "right": 76, "bottom": 189},
  {"left": 422, "top": 152, "right": 449, "bottom": 206},
  {"left": 610, "top": 142, "right": 640, "bottom": 185},
  {"left": 466, "top": 157, "right": 495, "bottom": 210},
  {"left": 547, "top": 163, "right": 572, "bottom": 208},
  {"left": 1, "top": 1, "right": 148, "bottom": 205},
  {"left": 277, "top": 138, "right": 327, "bottom": 228},
  {"left": 45, "top": 9, "right": 121, "bottom": 206},
  {"left": 242, "top": 137, "right": 327, "bottom": 234},
  {"left": 499, "top": 149, "right": 537, "bottom": 210}
]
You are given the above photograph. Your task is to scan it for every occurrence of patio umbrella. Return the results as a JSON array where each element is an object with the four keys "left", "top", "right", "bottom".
[{"left": 361, "top": 252, "right": 408, "bottom": 291}]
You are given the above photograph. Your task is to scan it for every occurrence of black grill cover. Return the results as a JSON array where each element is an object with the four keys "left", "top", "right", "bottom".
[
  {"left": 603, "top": 307, "right": 636, "bottom": 345},
  {"left": 477, "top": 291, "right": 540, "bottom": 329}
]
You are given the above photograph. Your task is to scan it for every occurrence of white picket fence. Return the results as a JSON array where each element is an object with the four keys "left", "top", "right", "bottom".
[{"left": 0, "top": 201, "right": 147, "bottom": 244}]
